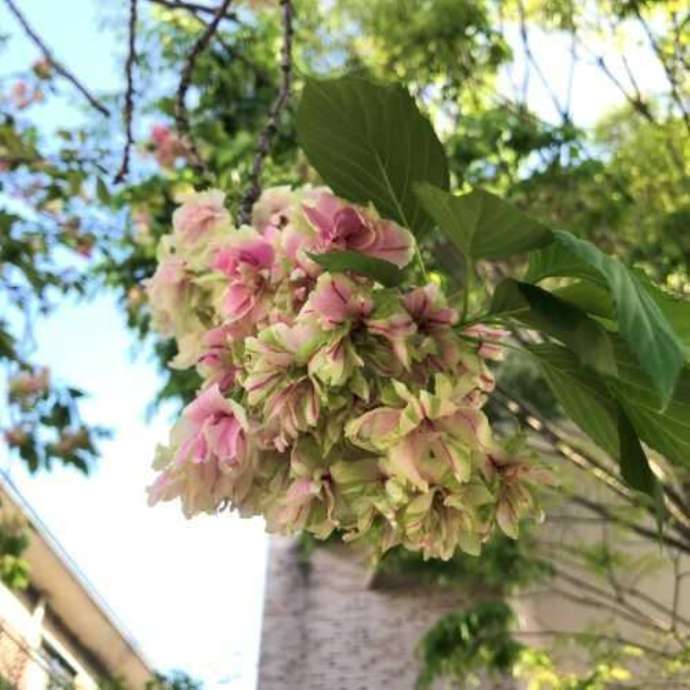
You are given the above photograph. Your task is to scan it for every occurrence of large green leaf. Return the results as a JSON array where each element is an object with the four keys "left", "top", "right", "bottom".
[
  {"left": 552, "top": 281, "right": 613, "bottom": 319},
  {"left": 530, "top": 344, "right": 658, "bottom": 500},
  {"left": 607, "top": 339, "right": 690, "bottom": 468},
  {"left": 532, "top": 341, "right": 690, "bottom": 472},
  {"left": 415, "top": 184, "right": 553, "bottom": 259},
  {"left": 616, "top": 405, "right": 657, "bottom": 498},
  {"left": 526, "top": 231, "right": 684, "bottom": 405},
  {"left": 555, "top": 278, "right": 690, "bottom": 359},
  {"left": 307, "top": 250, "right": 406, "bottom": 287},
  {"left": 296, "top": 76, "right": 449, "bottom": 236},
  {"left": 529, "top": 343, "right": 620, "bottom": 458},
  {"left": 634, "top": 273, "right": 690, "bottom": 358},
  {"left": 491, "top": 279, "right": 617, "bottom": 376}
]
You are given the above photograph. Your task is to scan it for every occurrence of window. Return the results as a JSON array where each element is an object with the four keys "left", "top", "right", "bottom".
[{"left": 40, "top": 642, "right": 76, "bottom": 690}]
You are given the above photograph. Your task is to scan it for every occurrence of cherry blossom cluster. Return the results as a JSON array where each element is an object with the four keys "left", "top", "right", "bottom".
[
  {"left": 148, "top": 125, "right": 190, "bottom": 169},
  {"left": 145, "top": 186, "right": 550, "bottom": 559}
]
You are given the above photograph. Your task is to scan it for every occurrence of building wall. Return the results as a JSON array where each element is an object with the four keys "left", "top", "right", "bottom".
[
  {"left": 257, "top": 537, "right": 515, "bottom": 690},
  {"left": 0, "top": 481, "right": 152, "bottom": 690},
  {"left": 0, "top": 578, "right": 102, "bottom": 690}
]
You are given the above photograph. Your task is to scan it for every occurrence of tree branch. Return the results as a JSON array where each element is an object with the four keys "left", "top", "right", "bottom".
[
  {"left": 2, "top": 0, "right": 110, "bottom": 117},
  {"left": 634, "top": 7, "right": 690, "bottom": 136},
  {"left": 175, "top": 0, "right": 235, "bottom": 171},
  {"left": 147, "top": 0, "right": 238, "bottom": 21},
  {"left": 569, "top": 494, "right": 690, "bottom": 555},
  {"left": 238, "top": 0, "right": 294, "bottom": 225},
  {"left": 114, "top": 0, "right": 139, "bottom": 184}
]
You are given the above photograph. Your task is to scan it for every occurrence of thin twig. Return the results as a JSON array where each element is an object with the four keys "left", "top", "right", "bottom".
[
  {"left": 672, "top": 553, "right": 682, "bottom": 633},
  {"left": 114, "top": 0, "right": 139, "bottom": 184},
  {"left": 238, "top": 0, "right": 294, "bottom": 225},
  {"left": 570, "top": 494, "right": 690, "bottom": 555},
  {"left": 634, "top": 7, "right": 690, "bottom": 136},
  {"left": 175, "top": 3, "right": 268, "bottom": 79},
  {"left": 175, "top": 0, "right": 234, "bottom": 171},
  {"left": 564, "top": 31, "right": 577, "bottom": 122},
  {"left": 148, "top": 0, "right": 238, "bottom": 21},
  {"left": 516, "top": 0, "right": 566, "bottom": 121},
  {"left": 540, "top": 544, "right": 690, "bottom": 628},
  {"left": 551, "top": 566, "right": 670, "bottom": 633},
  {"left": 2, "top": 0, "right": 110, "bottom": 117}
]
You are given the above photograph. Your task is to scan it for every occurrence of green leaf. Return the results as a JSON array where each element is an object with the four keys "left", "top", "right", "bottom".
[
  {"left": 0, "top": 325, "right": 16, "bottom": 360},
  {"left": 634, "top": 273, "right": 690, "bottom": 358},
  {"left": 415, "top": 184, "right": 553, "bottom": 259},
  {"left": 96, "top": 177, "right": 111, "bottom": 204},
  {"left": 0, "top": 211, "right": 20, "bottom": 233},
  {"left": 608, "top": 339, "right": 690, "bottom": 469},
  {"left": 526, "top": 231, "right": 684, "bottom": 405},
  {"left": 529, "top": 344, "right": 658, "bottom": 503},
  {"left": 491, "top": 279, "right": 617, "bottom": 376},
  {"left": 551, "top": 280, "right": 614, "bottom": 320},
  {"left": 307, "top": 251, "right": 406, "bottom": 287},
  {"left": 531, "top": 341, "right": 690, "bottom": 488},
  {"left": 296, "top": 75, "right": 449, "bottom": 235},
  {"left": 530, "top": 343, "right": 620, "bottom": 458},
  {"left": 556, "top": 277, "right": 690, "bottom": 361},
  {"left": 616, "top": 404, "right": 657, "bottom": 499}
]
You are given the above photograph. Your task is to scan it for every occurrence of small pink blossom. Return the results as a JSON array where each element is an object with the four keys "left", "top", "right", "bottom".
[
  {"left": 144, "top": 255, "right": 188, "bottom": 335},
  {"left": 10, "top": 82, "right": 32, "bottom": 109},
  {"left": 463, "top": 324, "right": 510, "bottom": 361},
  {"left": 404, "top": 284, "right": 457, "bottom": 330},
  {"left": 9, "top": 368, "right": 50, "bottom": 398},
  {"left": 173, "top": 190, "right": 229, "bottom": 245},
  {"left": 301, "top": 273, "right": 373, "bottom": 329},
  {"left": 174, "top": 384, "right": 250, "bottom": 470},
  {"left": 252, "top": 186, "right": 293, "bottom": 238},
  {"left": 197, "top": 326, "right": 239, "bottom": 391},
  {"left": 213, "top": 229, "right": 275, "bottom": 324},
  {"left": 150, "top": 124, "right": 188, "bottom": 168},
  {"left": 302, "top": 192, "right": 415, "bottom": 267}
]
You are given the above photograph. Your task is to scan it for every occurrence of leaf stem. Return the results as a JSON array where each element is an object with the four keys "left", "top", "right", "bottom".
[
  {"left": 414, "top": 241, "right": 429, "bottom": 283},
  {"left": 460, "top": 254, "right": 473, "bottom": 321}
]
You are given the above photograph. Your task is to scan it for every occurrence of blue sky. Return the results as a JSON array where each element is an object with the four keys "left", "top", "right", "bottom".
[{"left": 0, "top": 2, "right": 666, "bottom": 689}]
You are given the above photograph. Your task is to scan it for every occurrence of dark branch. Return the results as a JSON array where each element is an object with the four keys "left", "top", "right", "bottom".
[
  {"left": 238, "top": 0, "right": 294, "bottom": 225},
  {"left": 2, "top": 0, "right": 110, "bottom": 117},
  {"left": 147, "top": 0, "right": 238, "bottom": 21},
  {"left": 114, "top": 0, "right": 139, "bottom": 184},
  {"left": 175, "top": 0, "right": 235, "bottom": 171}
]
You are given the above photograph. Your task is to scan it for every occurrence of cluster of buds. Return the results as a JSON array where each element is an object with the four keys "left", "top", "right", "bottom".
[
  {"left": 9, "top": 368, "right": 50, "bottom": 403},
  {"left": 32, "top": 57, "right": 53, "bottom": 80},
  {"left": 62, "top": 217, "right": 95, "bottom": 257},
  {"left": 146, "top": 187, "right": 550, "bottom": 559},
  {"left": 149, "top": 125, "right": 189, "bottom": 169},
  {"left": 50, "top": 427, "right": 90, "bottom": 457}
]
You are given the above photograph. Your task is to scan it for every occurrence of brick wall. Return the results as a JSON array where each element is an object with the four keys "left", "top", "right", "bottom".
[{"left": 257, "top": 537, "right": 515, "bottom": 690}]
